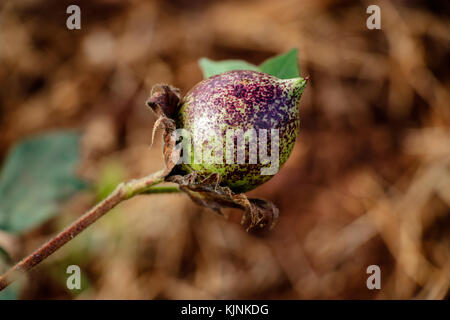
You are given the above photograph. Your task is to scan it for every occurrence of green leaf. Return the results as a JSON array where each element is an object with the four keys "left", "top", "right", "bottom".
[
  {"left": 95, "top": 160, "right": 125, "bottom": 201},
  {"left": 0, "top": 246, "right": 19, "bottom": 300},
  {"left": 259, "top": 48, "right": 300, "bottom": 79},
  {"left": 0, "top": 131, "right": 87, "bottom": 233},
  {"left": 198, "top": 58, "right": 259, "bottom": 79},
  {"left": 198, "top": 48, "right": 300, "bottom": 80},
  {"left": 0, "top": 281, "right": 20, "bottom": 300},
  {"left": 0, "top": 246, "right": 11, "bottom": 264}
]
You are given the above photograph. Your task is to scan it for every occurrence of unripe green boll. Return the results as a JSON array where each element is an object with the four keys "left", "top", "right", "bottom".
[{"left": 174, "top": 70, "right": 306, "bottom": 193}]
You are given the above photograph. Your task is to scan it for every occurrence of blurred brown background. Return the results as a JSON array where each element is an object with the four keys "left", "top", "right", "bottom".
[{"left": 0, "top": 0, "right": 449, "bottom": 299}]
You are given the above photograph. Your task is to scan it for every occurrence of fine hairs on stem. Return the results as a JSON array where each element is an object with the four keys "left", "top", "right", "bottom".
[
  {"left": 0, "top": 104, "right": 181, "bottom": 292},
  {"left": 0, "top": 171, "right": 179, "bottom": 291}
]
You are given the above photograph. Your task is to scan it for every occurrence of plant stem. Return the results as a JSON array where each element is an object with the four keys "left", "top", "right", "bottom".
[
  {"left": 0, "top": 170, "right": 178, "bottom": 291},
  {"left": 141, "top": 186, "right": 180, "bottom": 194}
]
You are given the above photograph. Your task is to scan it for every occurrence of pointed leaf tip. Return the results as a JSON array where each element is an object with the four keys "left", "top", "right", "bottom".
[{"left": 259, "top": 48, "right": 300, "bottom": 79}]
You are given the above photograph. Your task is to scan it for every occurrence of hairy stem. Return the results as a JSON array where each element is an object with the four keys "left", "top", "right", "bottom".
[
  {"left": 0, "top": 170, "right": 178, "bottom": 291},
  {"left": 141, "top": 186, "right": 180, "bottom": 194}
]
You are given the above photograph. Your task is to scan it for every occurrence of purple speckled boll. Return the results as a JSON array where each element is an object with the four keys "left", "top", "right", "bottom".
[{"left": 175, "top": 70, "right": 307, "bottom": 193}]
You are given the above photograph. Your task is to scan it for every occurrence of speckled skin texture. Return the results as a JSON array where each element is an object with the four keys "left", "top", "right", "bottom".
[{"left": 175, "top": 70, "right": 306, "bottom": 193}]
